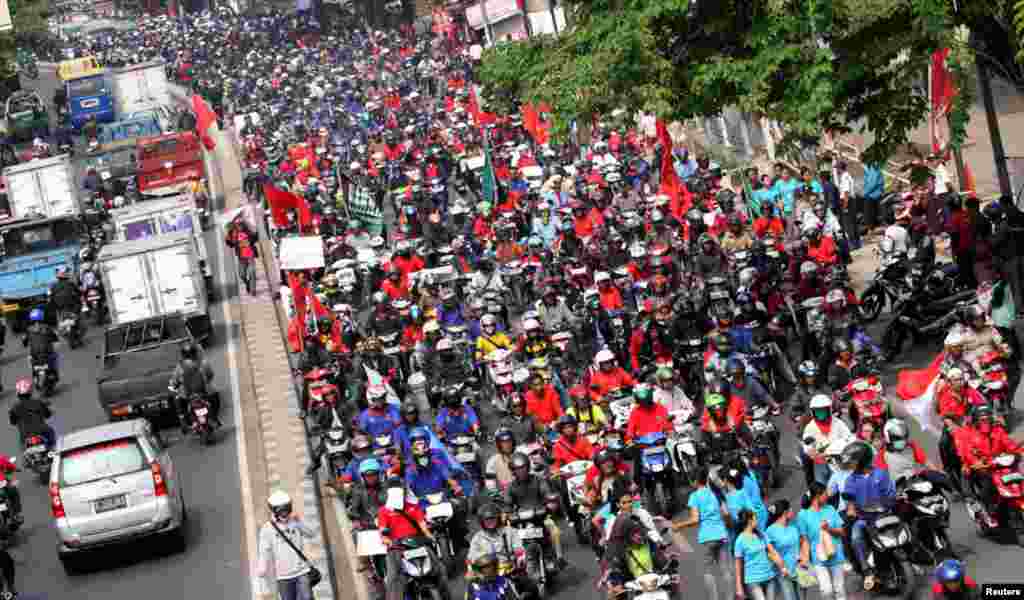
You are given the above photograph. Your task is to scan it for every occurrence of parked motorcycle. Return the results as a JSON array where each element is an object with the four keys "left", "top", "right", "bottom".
[
  {"left": 858, "top": 250, "right": 909, "bottom": 323},
  {"left": 881, "top": 274, "right": 976, "bottom": 361}
]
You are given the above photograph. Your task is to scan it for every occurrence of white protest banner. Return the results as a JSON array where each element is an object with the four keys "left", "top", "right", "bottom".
[{"left": 279, "top": 236, "right": 325, "bottom": 270}]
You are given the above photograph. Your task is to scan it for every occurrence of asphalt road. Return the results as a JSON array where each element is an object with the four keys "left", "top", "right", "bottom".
[{"left": 0, "top": 225, "right": 246, "bottom": 599}]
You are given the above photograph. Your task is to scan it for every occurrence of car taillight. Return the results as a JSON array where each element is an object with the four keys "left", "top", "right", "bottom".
[
  {"left": 49, "top": 483, "right": 65, "bottom": 518},
  {"left": 27, "top": 436, "right": 42, "bottom": 446},
  {"left": 151, "top": 461, "right": 168, "bottom": 496},
  {"left": 111, "top": 405, "right": 132, "bottom": 417}
]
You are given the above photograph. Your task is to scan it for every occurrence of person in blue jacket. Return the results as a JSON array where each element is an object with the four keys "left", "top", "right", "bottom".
[
  {"left": 435, "top": 392, "right": 480, "bottom": 441},
  {"left": 405, "top": 428, "right": 470, "bottom": 550},
  {"left": 841, "top": 440, "right": 896, "bottom": 590},
  {"left": 357, "top": 385, "right": 401, "bottom": 436}
]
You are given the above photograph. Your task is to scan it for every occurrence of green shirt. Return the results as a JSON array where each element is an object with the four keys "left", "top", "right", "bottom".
[{"left": 626, "top": 544, "right": 654, "bottom": 578}]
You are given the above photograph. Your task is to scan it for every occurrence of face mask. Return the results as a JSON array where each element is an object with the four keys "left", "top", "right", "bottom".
[
  {"left": 812, "top": 410, "right": 830, "bottom": 422},
  {"left": 891, "top": 440, "right": 907, "bottom": 450}
]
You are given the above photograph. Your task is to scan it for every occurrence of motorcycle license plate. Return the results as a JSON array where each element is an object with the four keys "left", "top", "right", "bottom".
[
  {"left": 404, "top": 547, "right": 429, "bottom": 560},
  {"left": 1002, "top": 473, "right": 1024, "bottom": 485},
  {"left": 456, "top": 452, "right": 475, "bottom": 463},
  {"left": 649, "top": 463, "right": 665, "bottom": 472},
  {"left": 520, "top": 527, "right": 544, "bottom": 540},
  {"left": 426, "top": 503, "right": 453, "bottom": 520},
  {"left": 326, "top": 444, "right": 346, "bottom": 454},
  {"left": 384, "top": 346, "right": 400, "bottom": 355},
  {"left": 680, "top": 442, "right": 696, "bottom": 456},
  {"left": 25, "top": 445, "right": 45, "bottom": 454},
  {"left": 0, "top": 503, "right": 7, "bottom": 513},
  {"left": 635, "top": 592, "right": 669, "bottom": 600},
  {"left": 195, "top": 408, "right": 209, "bottom": 416}
]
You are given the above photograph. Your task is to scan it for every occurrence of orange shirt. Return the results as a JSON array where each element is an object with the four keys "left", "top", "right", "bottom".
[{"left": 525, "top": 385, "right": 563, "bottom": 425}]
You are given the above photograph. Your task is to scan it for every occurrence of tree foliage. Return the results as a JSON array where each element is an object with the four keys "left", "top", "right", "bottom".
[{"left": 478, "top": 0, "right": 980, "bottom": 164}]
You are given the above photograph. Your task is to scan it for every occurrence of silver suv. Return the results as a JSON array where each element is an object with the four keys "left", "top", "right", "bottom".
[{"left": 50, "top": 419, "right": 186, "bottom": 573}]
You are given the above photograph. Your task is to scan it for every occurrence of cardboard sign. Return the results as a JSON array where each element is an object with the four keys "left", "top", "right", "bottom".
[{"left": 279, "top": 236, "right": 325, "bottom": 270}]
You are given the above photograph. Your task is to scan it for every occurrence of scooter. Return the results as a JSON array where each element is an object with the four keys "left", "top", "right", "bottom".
[
  {"left": 187, "top": 393, "right": 219, "bottom": 446},
  {"left": 394, "top": 536, "right": 449, "bottom": 600},
  {"left": 508, "top": 501, "right": 562, "bottom": 598},
  {"left": 57, "top": 311, "right": 83, "bottom": 349},
  {"left": 965, "top": 453, "right": 1024, "bottom": 546},
  {"left": 619, "top": 559, "right": 681, "bottom": 600},
  {"left": 894, "top": 473, "right": 954, "bottom": 565},
  {"left": 423, "top": 491, "right": 459, "bottom": 577},
  {"left": 559, "top": 460, "right": 593, "bottom": 544},
  {"left": 746, "top": 405, "right": 780, "bottom": 489},
  {"left": 22, "top": 433, "right": 53, "bottom": 483},
  {"left": 635, "top": 432, "right": 675, "bottom": 517},
  {"left": 849, "top": 506, "right": 916, "bottom": 597}
]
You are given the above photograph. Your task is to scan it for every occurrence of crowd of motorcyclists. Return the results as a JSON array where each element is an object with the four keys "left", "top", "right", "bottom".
[{"left": 13, "top": 4, "right": 1023, "bottom": 600}]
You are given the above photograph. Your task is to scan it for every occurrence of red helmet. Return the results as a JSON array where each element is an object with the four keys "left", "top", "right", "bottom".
[{"left": 15, "top": 378, "right": 32, "bottom": 396}]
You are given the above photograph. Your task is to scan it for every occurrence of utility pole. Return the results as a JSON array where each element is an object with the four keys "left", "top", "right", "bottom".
[
  {"left": 479, "top": 0, "right": 493, "bottom": 46},
  {"left": 975, "top": 48, "right": 1012, "bottom": 197},
  {"left": 549, "top": 0, "right": 558, "bottom": 33}
]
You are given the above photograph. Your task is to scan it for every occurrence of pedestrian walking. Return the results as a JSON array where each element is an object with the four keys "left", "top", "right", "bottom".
[
  {"left": 835, "top": 162, "right": 860, "bottom": 251},
  {"left": 861, "top": 163, "right": 884, "bottom": 232},
  {"left": 257, "top": 491, "right": 319, "bottom": 600}
]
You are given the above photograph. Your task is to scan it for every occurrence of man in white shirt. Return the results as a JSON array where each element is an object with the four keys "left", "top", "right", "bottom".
[
  {"left": 836, "top": 161, "right": 861, "bottom": 250},
  {"left": 257, "top": 490, "right": 316, "bottom": 600},
  {"left": 930, "top": 156, "right": 951, "bottom": 195}
]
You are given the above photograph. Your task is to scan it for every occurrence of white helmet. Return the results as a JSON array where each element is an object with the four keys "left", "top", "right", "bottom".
[
  {"left": 481, "top": 314, "right": 497, "bottom": 326},
  {"left": 436, "top": 338, "right": 454, "bottom": 351},
  {"left": 883, "top": 418, "right": 909, "bottom": 445},
  {"left": 522, "top": 318, "right": 541, "bottom": 332},
  {"left": 825, "top": 436, "right": 855, "bottom": 459},
  {"left": 944, "top": 330, "right": 965, "bottom": 347},
  {"left": 809, "top": 394, "right": 832, "bottom": 409},
  {"left": 595, "top": 349, "right": 615, "bottom": 365},
  {"left": 594, "top": 271, "right": 611, "bottom": 284},
  {"left": 268, "top": 490, "right": 292, "bottom": 517}
]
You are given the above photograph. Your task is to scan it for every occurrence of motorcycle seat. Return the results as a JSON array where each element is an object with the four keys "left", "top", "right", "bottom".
[{"left": 940, "top": 263, "right": 959, "bottom": 277}]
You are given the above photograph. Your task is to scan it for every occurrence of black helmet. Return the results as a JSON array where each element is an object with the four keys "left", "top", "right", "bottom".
[
  {"left": 982, "top": 201, "right": 1004, "bottom": 222},
  {"left": 509, "top": 452, "right": 530, "bottom": 471},
  {"left": 832, "top": 338, "right": 852, "bottom": 355},
  {"left": 401, "top": 403, "right": 418, "bottom": 418},
  {"left": 595, "top": 449, "right": 615, "bottom": 466},
  {"left": 840, "top": 440, "right": 874, "bottom": 472},
  {"left": 556, "top": 414, "right": 578, "bottom": 432},
  {"left": 444, "top": 389, "right": 462, "bottom": 408},
  {"left": 494, "top": 427, "right": 515, "bottom": 447}
]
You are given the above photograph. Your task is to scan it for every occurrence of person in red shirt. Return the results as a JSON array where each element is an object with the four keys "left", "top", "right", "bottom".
[
  {"left": 550, "top": 415, "right": 594, "bottom": 473},
  {"left": 805, "top": 227, "right": 838, "bottom": 265},
  {"left": 472, "top": 206, "right": 495, "bottom": 244},
  {"left": 595, "top": 272, "right": 624, "bottom": 311},
  {"left": 934, "top": 368, "right": 983, "bottom": 423},
  {"left": 391, "top": 244, "right": 425, "bottom": 286},
  {"left": 590, "top": 349, "right": 636, "bottom": 399},
  {"left": 753, "top": 201, "right": 785, "bottom": 239},
  {"left": 700, "top": 392, "right": 748, "bottom": 438},
  {"left": 377, "top": 478, "right": 444, "bottom": 600},
  {"left": 625, "top": 386, "right": 673, "bottom": 442},
  {"left": 584, "top": 448, "right": 631, "bottom": 507},
  {"left": 956, "top": 405, "right": 1023, "bottom": 514},
  {"left": 572, "top": 203, "right": 596, "bottom": 239},
  {"left": 524, "top": 376, "right": 563, "bottom": 428},
  {"left": 381, "top": 270, "right": 410, "bottom": 300}
]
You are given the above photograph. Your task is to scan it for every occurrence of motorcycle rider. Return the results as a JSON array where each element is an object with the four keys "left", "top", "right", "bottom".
[
  {"left": 955, "top": 405, "right": 1023, "bottom": 517},
  {"left": 498, "top": 392, "right": 540, "bottom": 445},
  {"left": 49, "top": 267, "right": 81, "bottom": 329},
  {"left": 347, "top": 458, "right": 388, "bottom": 529},
  {"left": 653, "top": 367, "right": 694, "bottom": 414},
  {"left": 551, "top": 415, "right": 595, "bottom": 474},
  {"left": 22, "top": 308, "right": 58, "bottom": 382},
  {"left": 357, "top": 385, "right": 401, "bottom": 437},
  {"left": 591, "top": 349, "right": 636, "bottom": 400},
  {"left": 606, "top": 518, "right": 678, "bottom": 600},
  {"left": 790, "top": 360, "right": 828, "bottom": 422},
  {"left": 566, "top": 384, "right": 609, "bottom": 431},
  {"left": 405, "top": 428, "right": 469, "bottom": 550},
  {"left": 535, "top": 286, "right": 574, "bottom": 332},
  {"left": 465, "top": 504, "right": 525, "bottom": 577},
  {"left": 524, "top": 374, "right": 563, "bottom": 429},
  {"left": 8, "top": 378, "right": 54, "bottom": 450},
  {"left": 435, "top": 390, "right": 480, "bottom": 441},
  {"left": 931, "top": 559, "right": 979, "bottom": 600},
  {"left": 484, "top": 428, "right": 519, "bottom": 490},
  {"left": 466, "top": 554, "right": 520, "bottom": 600},
  {"left": 957, "top": 305, "right": 1014, "bottom": 383},
  {"left": 725, "top": 357, "right": 780, "bottom": 414},
  {"left": 720, "top": 214, "right": 753, "bottom": 252},
  {"left": 699, "top": 392, "right": 751, "bottom": 452},
  {"left": 841, "top": 440, "right": 897, "bottom": 590},
  {"left": 376, "top": 478, "right": 446, "bottom": 600},
  {"left": 170, "top": 342, "right": 220, "bottom": 432},
  {"left": 801, "top": 394, "right": 853, "bottom": 487},
  {"left": 875, "top": 418, "right": 950, "bottom": 490},
  {"left": 515, "top": 318, "right": 551, "bottom": 362},
  {"left": 505, "top": 452, "right": 567, "bottom": 568}
]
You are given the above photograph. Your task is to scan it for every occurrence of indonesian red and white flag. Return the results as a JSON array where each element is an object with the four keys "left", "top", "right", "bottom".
[{"left": 896, "top": 352, "right": 945, "bottom": 434}]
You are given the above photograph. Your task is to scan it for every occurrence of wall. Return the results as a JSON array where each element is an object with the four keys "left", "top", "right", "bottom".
[{"left": 526, "top": 6, "right": 564, "bottom": 35}]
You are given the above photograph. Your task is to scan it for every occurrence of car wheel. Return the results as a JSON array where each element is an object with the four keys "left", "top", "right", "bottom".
[
  {"left": 167, "top": 525, "right": 187, "bottom": 554},
  {"left": 59, "top": 554, "right": 79, "bottom": 576}
]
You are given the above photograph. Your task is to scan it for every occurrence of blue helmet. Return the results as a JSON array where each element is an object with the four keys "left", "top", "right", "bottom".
[
  {"left": 409, "top": 427, "right": 430, "bottom": 444},
  {"left": 935, "top": 559, "right": 964, "bottom": 584},
  {"left": 29, "top": 308, "right": 44, "bottom": 322},
  {"left": 359, "top": 458, "right": 382, "bottom": 476}
]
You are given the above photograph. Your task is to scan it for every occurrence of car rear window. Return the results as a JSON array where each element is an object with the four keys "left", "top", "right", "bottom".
[{"left": 59, "top": 437, "right": 146, "bottom": 487}]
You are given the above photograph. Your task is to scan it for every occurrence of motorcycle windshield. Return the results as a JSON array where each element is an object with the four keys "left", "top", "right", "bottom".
[{"left": 635, "top": 433, "right": 666, "bottom": 447}]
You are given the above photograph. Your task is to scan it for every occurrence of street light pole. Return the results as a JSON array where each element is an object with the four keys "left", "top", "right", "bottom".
[
  {"left": 976, "top": 57, "right": 1012, "bottom": 197},
  {"left": 480, "top": 0, "right": 493, "bottom": 46}
]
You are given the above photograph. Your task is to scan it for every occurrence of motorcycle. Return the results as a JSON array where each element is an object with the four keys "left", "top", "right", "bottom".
[
  {"left": 838, "top": 374, "right": 892, "bottom": 432},
  {"left": 305, "top": 368, "right": 341, "bottom": 434},
  {"left": 447, "top": 433, "right": 481, "bottom": 482},
  {"left": 82, "top": 285, "right": 105, "bottom": 324},
  {"left": 187, "top": 393, "right": 219, "bottom": 446},
  {"left": 619, "top": 560, "right": 680, "bottom": 600},
  {"left": 0, "top": 469, "right": 20, "bottom": 545},
  {"left": 394, "top": 536, "right": 449, "bottom": 600},
  {"left": 881, "top": 274, "right": 976, "bottom": 361},
  {"left": 965, "top": 452, "right": 1024, "bottom": 545},
  {"left": 57, "top": 311, "right": 83, "bottom": 349},
  {"left": 746, "top": 405, "right": 780, "bottom": 489},
  {"left": 858, "top": 250, "right": 909, "bottom": 323},
  {"left": 322, "top": 426, "right": 350, "bottom": 479},
  {"left": 666, "top": 409, "right": 699, "bottom": 487},
  {"left": 634, "top": 433, "right": 675, "bottom": 517},
  {"left": 23, "top": 433, "right": 53, "bottom": 483},
  {"left": 559, "top": 460, "right": 593, "bottom": 544},
  {"left": 422, "top": 491, "right": 458, "bottom": 576},
  {"left": 509, "top": 503, "right": 561, "bottom": 598},
  {"left": 484, "top": 349, "right": 518, "bottom": 415},
  {"left": 894, "top": 473, "right": 954, "bottom": 565},
  {"left": 975, "top": 351, "right": 1013, "bottom": 429},
  {"left": 850, "top": 506, "right": 917, "bottom": 596},
  {"left": 30, "top": 355, "right": 57, "bottom": 397}
]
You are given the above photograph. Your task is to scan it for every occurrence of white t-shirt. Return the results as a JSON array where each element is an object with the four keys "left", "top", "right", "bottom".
[
  {"left": 838, "top": 171, "right": 855, "bottom": 198},
  {"left": 933, "top": 164, "right": 951, "bottom": 195}
]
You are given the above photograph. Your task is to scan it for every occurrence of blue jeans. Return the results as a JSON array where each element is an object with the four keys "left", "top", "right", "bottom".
[
  {"left": 277, "top": 573, "right": 313, "bottom": 600},
  {"left": 775, "top": 575, "right": 804, "bottom": 600},
  {"left": 850, "top": 518, "right": 869, "bottom": 566}
]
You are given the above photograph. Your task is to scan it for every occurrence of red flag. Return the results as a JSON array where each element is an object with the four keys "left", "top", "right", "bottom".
[
  {"left": 191, "top": 94, "right": 218, "bottom": 150},
  {"left": 536, "top": 103, "right": 552, "bottom": 145},
  {"left": 263, "top": 183, "right": 296, "bottom": 227},
  {"left": 296, "top": 197, "right": 314, "bottom": 231},
  {"left": 521, "top": 103, "right": 540, "bottom": 142},
  {"left": 930, "top": 49, "right": 957, "bottom": 158},
  {"left": 287, "top": 272, "right": 308, "bottom": 328},
  {"left": 310, "top": 292, "right": 330, "bottom": 320},
  {"left": 287, "top": 317, "right": 305, "bottom": 353},
  {"left": 896, "top": 352, "right": 944, "bottom": 402},
  {"left": 656, "top": 120, "right": 691, "bottom": 214}
]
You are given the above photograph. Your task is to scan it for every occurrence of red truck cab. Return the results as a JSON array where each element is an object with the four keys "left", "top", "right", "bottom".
[{"left": 136, "top": 131, "right": 205, "bottom": 196}]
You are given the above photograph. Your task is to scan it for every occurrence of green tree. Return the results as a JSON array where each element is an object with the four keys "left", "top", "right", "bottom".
[{"left": 479, "top": 0, "right": 971, "bottom": 164}]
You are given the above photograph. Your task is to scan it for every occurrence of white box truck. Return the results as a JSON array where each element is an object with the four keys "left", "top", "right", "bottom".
[
  {"left": 107, "top": 194, "right": 214, "bottom": 296},
  {"left": 1, "top": 154, "right": 79, "bottom": 221},
  {"left": 110, "top": 60, "right": 170, "bottom": 117},
  {"left": 96, "top": 232, "right": 212, "bottom": 343}
]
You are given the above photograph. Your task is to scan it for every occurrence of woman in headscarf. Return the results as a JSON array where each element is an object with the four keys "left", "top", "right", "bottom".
[{"left": 606, "top": 518, "right": 679, "bottom": 600}]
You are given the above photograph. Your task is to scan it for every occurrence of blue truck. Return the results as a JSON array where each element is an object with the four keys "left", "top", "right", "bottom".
[
  {"left": 0, "top": 216, "right": 81, "bottom": 329},
  {"left": 58, "top": 57, "right": 115, "bottom": 132}
]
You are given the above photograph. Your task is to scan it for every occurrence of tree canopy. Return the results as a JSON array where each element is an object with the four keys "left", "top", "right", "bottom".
[{"left": 478, "top": 0, "right": 980, "bottom": 164}]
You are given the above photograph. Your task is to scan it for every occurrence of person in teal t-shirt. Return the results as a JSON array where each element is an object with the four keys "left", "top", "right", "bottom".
[
  {"left": 772, "top": 166, "right": 802, "bottom": 218},
  {"left": 736, "top": 462, "right": 769, "bottom": 533},
  {"left": 749, "top": 176, "right": 779, "bottom": 218},
  {"left": 766, "top": 500, "right": 804, "bottom": 600},
  {"left": 734, "top": 508, "right": 786, "bottom": 600},
  {"left": 674, "top": 467, "right": 733, "bottom": 600},
  {"left": 797, "top": 483, "right": 848, "bottom": 600}
]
